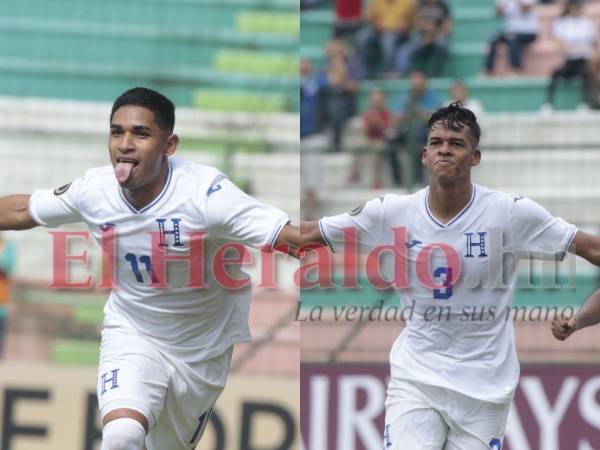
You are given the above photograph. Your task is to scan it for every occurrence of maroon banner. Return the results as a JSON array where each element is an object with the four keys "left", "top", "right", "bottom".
[{"left": 300, "top": 363, "right": 600, "bottom": 450}]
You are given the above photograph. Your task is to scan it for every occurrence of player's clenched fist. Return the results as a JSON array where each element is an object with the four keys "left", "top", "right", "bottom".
[{"left": 551, "top": 316, "right": 577, "bottom": 341}]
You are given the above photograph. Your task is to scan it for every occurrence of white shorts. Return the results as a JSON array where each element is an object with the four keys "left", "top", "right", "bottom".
[
  {"left": 384, "top": 380, "right": 509, "bottom": 450},
  {"left": 97, "top": 325, "right": 232, "bottom": 450}
]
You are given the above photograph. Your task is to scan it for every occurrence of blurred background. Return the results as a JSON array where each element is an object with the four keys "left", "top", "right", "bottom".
[
  {"left": 300, "top": 0, "right": 600, "bottom": 448},
  {"left": 0, "top": 0, "right": 299, "bottom": 449}
]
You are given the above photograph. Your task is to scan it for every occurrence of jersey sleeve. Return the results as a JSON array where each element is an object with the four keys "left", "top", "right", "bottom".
[
  {"left": 205, "top": 178, "right": 290, "bottom": 250},
  {"left": 319, "top": 196, "right": 385, "bottom": 254},
  {"left": 28, "top": 178, "right": 84, "bottom": 227},
  {"left": 508, "top": 195, "right": 577, "bottom": 261}
]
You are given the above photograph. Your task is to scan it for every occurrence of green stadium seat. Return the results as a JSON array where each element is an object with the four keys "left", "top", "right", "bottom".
[
  {"left": 236, "top": 11, "right": 299, "bottom": 35},
  {"left": 359, "top": 77, "right": 581, "bottom": 113},
  {"left": 193, "top": 89, "right": 288, "bottom": 112},
  {"left": 51, "top": 339, "right": 100, "bottom": 366},
  {"left": 214, "top": 49, "right": 298, "bottom": 75}
]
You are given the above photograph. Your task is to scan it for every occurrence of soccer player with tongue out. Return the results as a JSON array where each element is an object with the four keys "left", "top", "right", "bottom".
[{"left": 0, "top": 87, "right": 299, "bottom": 450}]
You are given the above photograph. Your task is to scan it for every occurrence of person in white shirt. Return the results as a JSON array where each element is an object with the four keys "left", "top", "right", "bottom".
[
  {"left": 544, "top": 0, "right": 598, "bottom": 110},
  {"left": 301, "top": 102, "right": 600, "bottom": 449},
  {"left": 483, "top": 0, "right": 539, "bottom": 75},
  {"left": 0, "top": 87, "right": 299, "bottom": 450}
]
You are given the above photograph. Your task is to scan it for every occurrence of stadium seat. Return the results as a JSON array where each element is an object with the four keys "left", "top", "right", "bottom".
[{"left": 236, "top": 11, "right": 299, "bottom": 35}]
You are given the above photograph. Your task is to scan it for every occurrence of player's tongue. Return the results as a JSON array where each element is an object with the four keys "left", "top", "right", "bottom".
[{"left": 115, "top": 161, "right": 136, "bottom": 183}]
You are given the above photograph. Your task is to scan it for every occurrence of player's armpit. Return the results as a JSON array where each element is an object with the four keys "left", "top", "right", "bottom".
[
  {"left": 569, "top": 230, "right": 600, "bottom": 266},
  {"left": 0, "top": 195, "right": 38, "bottom": 231}
]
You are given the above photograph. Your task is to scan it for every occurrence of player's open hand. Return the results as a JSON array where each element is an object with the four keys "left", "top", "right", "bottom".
[{"left": 551, "top": 316, "right": 577, "bottom": 341}]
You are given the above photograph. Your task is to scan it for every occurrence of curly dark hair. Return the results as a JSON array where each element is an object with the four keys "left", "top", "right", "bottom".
[{"left": 427, "top": 102, "right": 481, "bottom": 147}]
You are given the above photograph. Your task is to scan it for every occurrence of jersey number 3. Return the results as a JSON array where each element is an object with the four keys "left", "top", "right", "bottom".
[{"left": 433, "top": 267, "right": 453, "bottom": 300}]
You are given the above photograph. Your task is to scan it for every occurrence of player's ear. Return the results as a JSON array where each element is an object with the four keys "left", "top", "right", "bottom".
[
  {"left": 165, "top": 133, "right": 179, "bottom": 157},
  {"left": 471, "top": 148, "right": 481, "bottom": 167},
  {"left": 421, "top": 146, "right": 428, "bottom": 164}
]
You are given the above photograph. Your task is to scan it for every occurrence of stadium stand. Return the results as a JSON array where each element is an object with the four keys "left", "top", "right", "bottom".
[{"left": 0, "top": 0, "right": 299, "bottom": 111}]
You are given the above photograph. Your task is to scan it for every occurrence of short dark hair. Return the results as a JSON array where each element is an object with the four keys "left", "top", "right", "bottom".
[
  {"left": 427, "top": 102, "right": 481, "bottom": 147},
  {"left": 111, "top": 87, "right": 175, "bottom": 132}
]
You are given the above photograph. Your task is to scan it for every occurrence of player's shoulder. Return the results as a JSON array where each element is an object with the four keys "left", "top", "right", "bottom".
[
  {"left": 474, "top": 184, "right": 540, "bottom": 215},
  {"left": 71, "top": 165, "right": 117, "bottom": 193},
  {"left": 169, "top": 158, "right": 225, "bottom": 191},
  {"left": 349, "top": 189, "right": 420, "bottom": 220}
]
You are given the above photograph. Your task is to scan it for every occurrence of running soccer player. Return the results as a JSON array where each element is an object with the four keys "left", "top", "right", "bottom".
[
  {"left": 0, "top": 87, "right": 299, "bottom": 450},
  {"left": 301, "top": 103, "right": 600, "bottom": 449},
  {"left": 552, "top": 288, "right": 600, "bottom": 341}
]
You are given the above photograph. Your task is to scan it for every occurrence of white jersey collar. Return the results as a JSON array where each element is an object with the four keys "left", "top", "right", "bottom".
[
  {"left": 424, "top": 183, "right": 477, "bottom": 229},
  {"left": 118, "top": 161, "right": 174, "bottom": 214}
]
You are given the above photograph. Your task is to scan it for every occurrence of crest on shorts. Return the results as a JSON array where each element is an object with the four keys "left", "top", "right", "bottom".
[
  {"left": 53, "top": 183, "right": 72, "bottom": 196},
  {"left": 349, "top": 202, "right": 365, "bottom": 216}
]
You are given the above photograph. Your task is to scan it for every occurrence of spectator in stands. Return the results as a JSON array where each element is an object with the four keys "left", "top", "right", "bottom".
[
  {"left": 448, "top": 80, "right": 484, "bottom": 117},
  {"left": 483, "top": 0, "right": 539, "bottom": 76},
  {"left": 301, "top": 59, "right": 325, "bottom": 139},
  {"left": 386, "top": 71, "right": 441, "bottom": 186},
  {"left": 334, "top": 0, "right": 363, "bottom": 37},
  {"left": 355, "top": 0, "right": 416, "bottom": 78},
  {"left": 301, "top": 58, "right": 327, "bottom": 219},
  {"left": 0, "top": 233, "right": 15, "bottom": 359},
  {"left": 323, "top": 52, "right": 359, "bottom": 151},
  {"left": 543, "top": 0, "right": 598, "bottom": 111},
  {"left": 395, "top": 0, "right": 452, "bottom": 77},
  {"left": 349, "top": 88, "right": 393, "bottom": 188}
]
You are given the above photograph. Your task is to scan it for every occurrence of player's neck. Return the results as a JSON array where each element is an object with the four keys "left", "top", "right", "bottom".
[
  {"left": 427, "top": 180, "right": 473, "bottom": 225},
  {"left": 122, "top": 163, "right": 170, "bottom": 211}
]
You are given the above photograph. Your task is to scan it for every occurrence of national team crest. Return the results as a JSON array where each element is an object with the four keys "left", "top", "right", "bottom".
[{"left": 156, "top": 218, "right": 183, "bottom": 247}]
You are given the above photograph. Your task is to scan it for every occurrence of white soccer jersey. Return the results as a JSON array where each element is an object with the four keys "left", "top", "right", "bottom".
[
  {"left": 29, "top": 158, "right": 289, "bottom": 363},
  {"left": 320, "top": 184, "right": 576, "bottom": 403}
]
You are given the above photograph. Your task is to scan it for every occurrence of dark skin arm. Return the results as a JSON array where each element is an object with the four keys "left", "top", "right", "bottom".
[
  {"left": 273, "top": 222, "right": 326, "bottom": 258},
  {"left": 551, "top": 288, "right": 600, "bottom": 341},
  {"left": 0, "top": 195, "right": 38, "bottom": 230},
  {"left": 551, "top": 231, "right": 600, "bottom": 340}
]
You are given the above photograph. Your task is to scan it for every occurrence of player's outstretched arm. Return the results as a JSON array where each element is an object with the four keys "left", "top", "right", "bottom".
[
  {"left": 272, "top": 222, "right": 327, "bottom": 258},
  {"left": 569, "top": 230, "right": 600, "bottom": 266},
  {"left": 0, "top": 195, "right": 37, "bottom": 230},
  {"left": 552, "top": 288, "right": 600, "bottom": 341},
  {"left": 300, "top": 221, "right": 326, "bottom": 247}
]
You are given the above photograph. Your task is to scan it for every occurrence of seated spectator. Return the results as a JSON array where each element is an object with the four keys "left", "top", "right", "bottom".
[
  {"left": 355, "top": 0, "right": 416, "bottom": 78},
  {"left": 395, "top": 0, "right": 452, "bottom": 77},
  {"left": 543, "top": 0, "right": 598, "bottom": 111},
  {"left": 349, "top": 89, "right": 393, "bottom": 188},
  {"left": 386, "top": 71, "right": 440, "bottom": 187},
  {"left": 483, "top": 0, "right": 539, "bottom": 76},
  {"left": 448, "top": 80, "right": 484, "bottom": 117}
]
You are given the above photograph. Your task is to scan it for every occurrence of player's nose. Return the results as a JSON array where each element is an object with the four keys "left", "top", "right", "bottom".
[
  {"left": 437, "top": 141, "right": 452, "bottom": 154},
  {"left": 118, "top": 132, "right": 135, "bottom": 152}
]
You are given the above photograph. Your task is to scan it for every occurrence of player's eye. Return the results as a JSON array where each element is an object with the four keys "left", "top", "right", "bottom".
[{"left": 110, "top": 129, "right": 122, "bottom": 136}]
